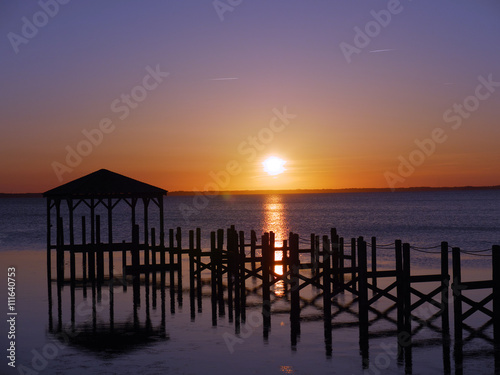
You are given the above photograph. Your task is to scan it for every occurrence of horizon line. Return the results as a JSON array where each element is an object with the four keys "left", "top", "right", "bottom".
[{"left": 2, "top": 185, "right": 500, "bottom": 197}]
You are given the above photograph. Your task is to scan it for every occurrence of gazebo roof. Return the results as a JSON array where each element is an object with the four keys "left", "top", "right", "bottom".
[{"left": 43, "top": 169, "right": 167, "bottom": 199}]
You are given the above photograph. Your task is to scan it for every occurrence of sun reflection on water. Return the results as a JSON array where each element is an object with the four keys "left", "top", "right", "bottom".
[{"left": 263, "top": 195, "right": 288, "bottom": 297}]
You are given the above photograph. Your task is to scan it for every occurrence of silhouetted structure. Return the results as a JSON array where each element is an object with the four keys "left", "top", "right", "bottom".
[{"left": 43, "top": 169, "right": 167, "bottom": 287}]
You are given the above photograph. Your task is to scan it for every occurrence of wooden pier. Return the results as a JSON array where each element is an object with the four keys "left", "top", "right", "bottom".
[
  {"left": 47, "top": 219, "right": 500, "bottom": 373},
  {"left": 43, "top": 170, "right": 500, "bottom": 373}
]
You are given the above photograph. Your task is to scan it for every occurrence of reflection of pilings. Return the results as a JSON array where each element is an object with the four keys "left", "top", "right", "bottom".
[
  {"left": 110, "top": 282, "right": 114, "bottom": 332},
  {"left": 290, "top": 233, "right": 301, "bottom": 347},
  {"left": 403, "top": 243, "right": 411, "bottom": 343},
  {"left": 46, "top": 198, "right": 52, "bottom": 308},
  {"left": 452, "top": 246, "right": 463, "bottom": 344},
  {"left": 358, "top": 236, "right": 369, "bottom": 370},
  {"left": 441, "top": 241, "right": 450, "bottom": 333},
  {"left": 395, "top": 240, "right": 404, "bottom": 361},
  {"left": 50, "top": 270, "right": 168, "bottom": 353},
  {"left": 493, "top": 245, "right": 500, "bottom": 342},
  {"left": 262, "top": 232, "right": 271, "bottom": 336},
  {"left": 493, "top": 245, "right": 500, "bottom": 375},
  {"left": 351, "top": 238, "right": 357, "bottom": 292},
  {"left": 92, "top": 277, "right": 97, "bottom": 332},
  {"left": 196, "top": 228, "right": 202, "bottom": 313},
  {"left": 217, "top": 229, "right": 225, "bottom": 317},
  {"left": 357, "top": 236, "right": 369, "bottom": 360},
  {"left": 239, "top": 230, "right": 246, "bottom": 323},
  {"left": 210, "top": 231, "right": 217, "bottom": 326},
  {"left": 176, "top": 227, "right": 183, "bottom": 306},
  {"left": 169, "top": 229, "right": 175, "bottom": 314},
  {"left": 323, "top": 235, "right": 332, "bottom": 358},
  {"left": 227, "top": 227, "right": 234, "bottom": 323},
  {"left": 189, "top": 230, "right": 196, "bottom": 321},
  {"left": 339, "top": 236, "right": 345, "bottom": 289},
  {"left": 57, "top": 278, "right": 63, "bottom": 332}
]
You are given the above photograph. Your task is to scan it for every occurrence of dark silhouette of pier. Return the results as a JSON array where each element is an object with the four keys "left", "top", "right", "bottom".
[{"left": 44, "top": 169, "right": 500, "bottom": 373}]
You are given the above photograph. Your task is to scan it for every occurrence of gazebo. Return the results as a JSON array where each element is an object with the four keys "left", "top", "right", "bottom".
[{"left": 43, "top": 169, "right": 167, "bottom": 285}]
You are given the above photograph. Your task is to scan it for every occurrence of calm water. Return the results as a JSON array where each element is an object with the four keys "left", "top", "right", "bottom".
[
  {"left": 1, "top": 190, "right": 500, "bottom": 374},
  {"left": 2, "top": 190, "right": 500, "bottom": 252}
]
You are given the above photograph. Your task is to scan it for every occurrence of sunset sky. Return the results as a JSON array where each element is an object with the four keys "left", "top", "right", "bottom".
[{"left": 1, "top": 1, "right": 499, "bottom": 193}]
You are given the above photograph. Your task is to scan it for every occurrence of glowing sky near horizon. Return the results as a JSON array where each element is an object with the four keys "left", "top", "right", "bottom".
[{"left": 0, "top": 1, "right": 499, "bottom": 192}]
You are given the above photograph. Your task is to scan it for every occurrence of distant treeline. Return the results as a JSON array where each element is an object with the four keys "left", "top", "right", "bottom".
[
  {"left": 0, "top": 193, "right": 43, "bottom": 198},
  {"left": 167, "top": 185, "right": 500, "bottom": 196},
  {"left": 1, "top": 186, "right": 500, "bottom": 198}
]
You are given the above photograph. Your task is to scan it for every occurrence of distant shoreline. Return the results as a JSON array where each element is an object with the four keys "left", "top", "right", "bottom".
[{"left": 2, "top": 185, "right": 500, "bottom": 198}]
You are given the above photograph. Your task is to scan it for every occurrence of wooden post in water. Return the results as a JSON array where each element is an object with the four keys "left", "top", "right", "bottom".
[
  {"left": 56, "top": 217, "right": 64, "bottom": 284},
  {"left": 217, "top": 229, "right": 225, "bottom": 317},
  {"left": 282, "top": 239, "right": 289, "bottom": 294},
  {"left": 176, "top": 227, "right": 183, "bottom": 306},
  {"left": 403, "top": 243, "right": 413, "bottom": 372},
  {"left": 46, "top": 198, "right": 52, "bottom": 307},
  {"left": 251, "top": 230, "right": 257, "bottom": 273},
  {"left": 270, "top": 231, "right": 276, "bottom": 284},
  {"left": 68, "top": 200, "right": 75, "bottom": 291},
  {"left": 315, "top": 235, "right": 320, "bottom": 277},
  {"left": 233, "top": 229, "right": 241, "bottom": 327},
  {"left": 452, "top": 247, "right": 463, "bottom": 345},
  {"left": 310, "top": 233, "right": 316, "bottom": 276},
  {"left": 196, "top": 228, "right": 202, "bottom": 312},
  {"left": 290, "top": 233, "right": 301, "bottom": 343},
  {"left": 239, "top": 230, "right": 246, "bottom": 323},
  {"left": 441, "top": 242, "right": 450, "bottom": 332},
  {"left": 339, "top": 237, "right": 345, "bottom": 290},
  {"left": 493, "top": 245, "right": 500, "bottom": 343},
  {"left": 159, "top": 227, "right": 165, "bottom": 270},
  {"left": 331, "top": 229, "right": 339, "bottom": 287},
  {"left": 210, "top": 231, "right": 217, "bottom": 326},
  {"left": 262, "top": 232, "right": 271, "bottom": 333},
  {"left": 88, "top": 216, "right": 96, "bottom": 284},
  {"left": 227, "top": 227, "right": 235, "bottom": 322},
  {"left": 403, "top": 243, "right": 411, "bottom": 338},
  {"left": 169, "top": 229, "right": 175, "bottom": 313},
  {"left": 358, "top": 237, "right": 369, "bottom": 343},
  {"left": 122, "top": 237, "right": 127, "bottom": 290},
  {"left": 395, "top": 240, "right": 404, "bottom": 361},
  {"left": 95, "top": 215, "right": 103, "bottom": 283},
  {"left": 371, "top": 237, "right": 377, "bottom": 289},
  {"left": 189, "top": 230, "right": 195, "bottom": 320},
  {"left": 351, "top": 238, "right": 357, "bottom": 292},
  {"left": 107, "top": 198, "right": 113, "bottom": 281},
  {"left": 395, "top": 240, "right": 404, "bottom": 333},
  {"left": 323, "top": 235, "right": 332, "bottom": 357}
]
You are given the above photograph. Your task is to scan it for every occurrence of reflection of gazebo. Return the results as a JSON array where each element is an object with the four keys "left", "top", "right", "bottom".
[{"left": 43, "top": 169, "right": 167, "bottom": 284}]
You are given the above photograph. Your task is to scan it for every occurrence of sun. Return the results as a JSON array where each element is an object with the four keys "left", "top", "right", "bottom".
[{"left": 263, "top": 156, "right": 286, "bottom": 176}]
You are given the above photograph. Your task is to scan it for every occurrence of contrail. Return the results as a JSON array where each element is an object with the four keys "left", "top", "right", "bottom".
[
  {"left": 369, "top": 49, "right": 395, "bottom": 53},
  {"left": 209, "top": 77, "right": 239, "bottom": 81}
]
